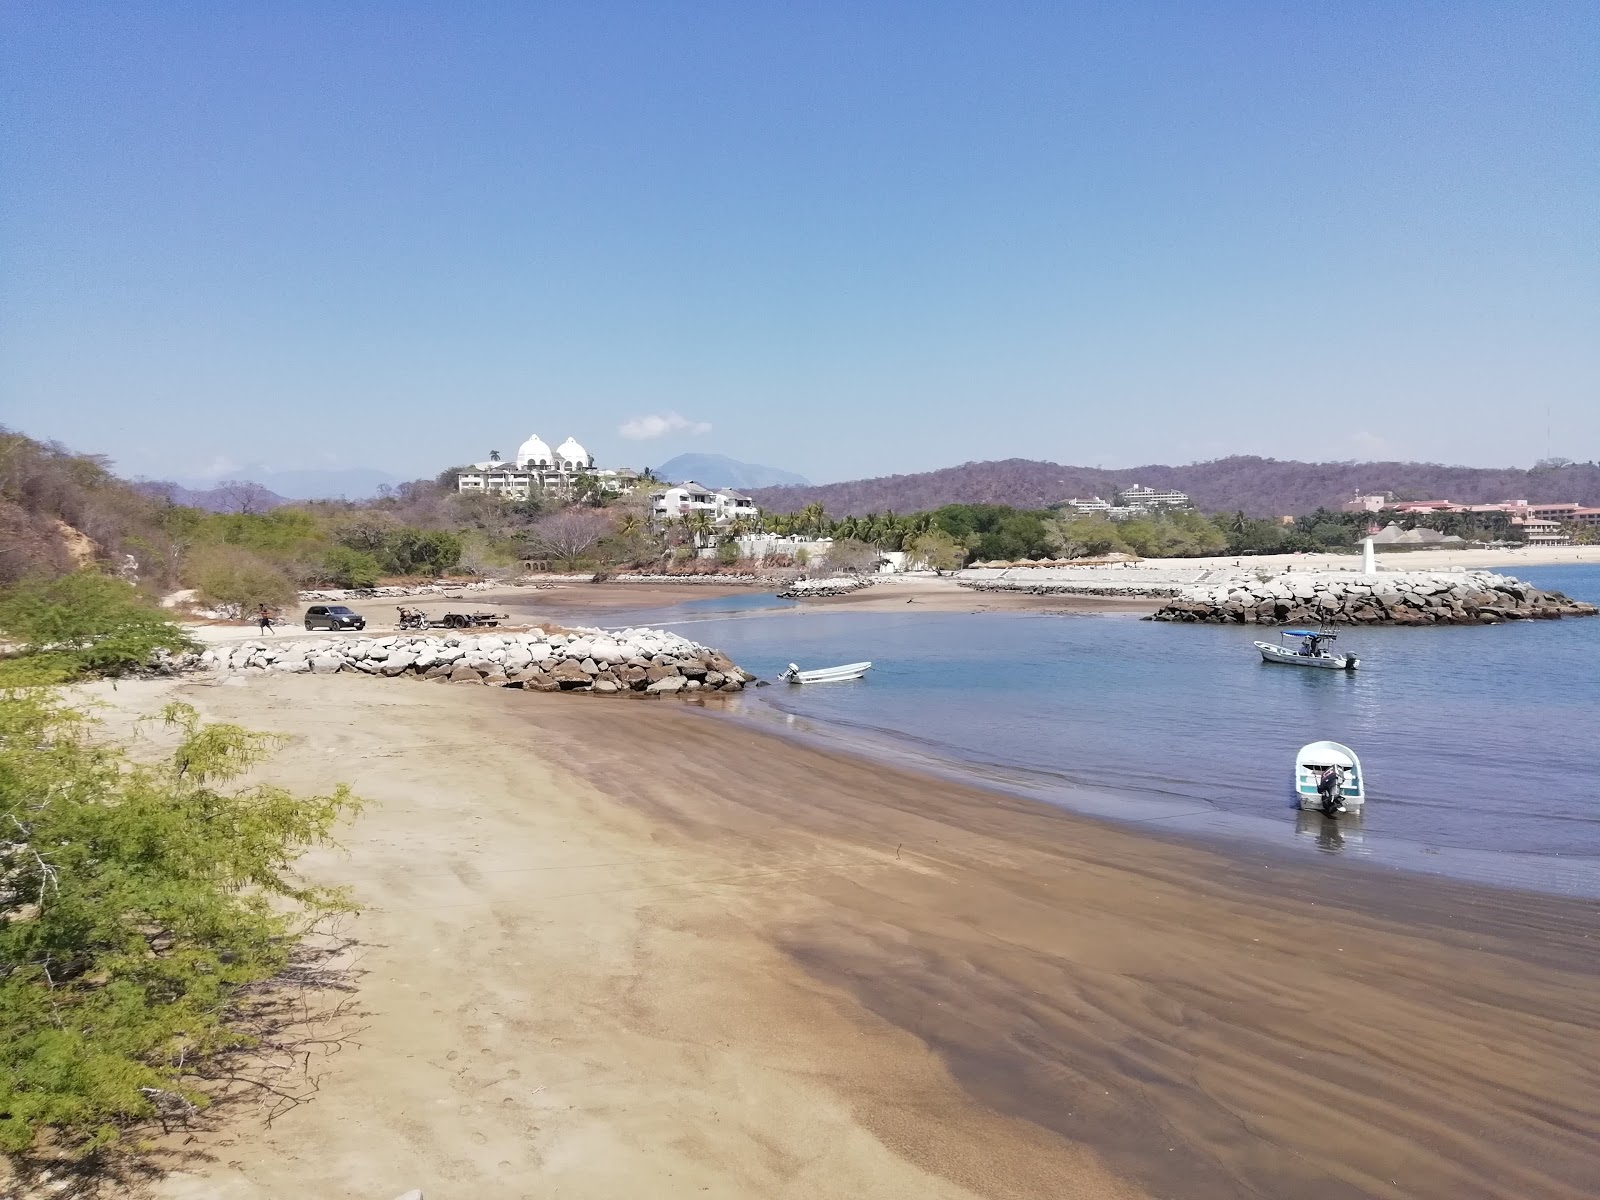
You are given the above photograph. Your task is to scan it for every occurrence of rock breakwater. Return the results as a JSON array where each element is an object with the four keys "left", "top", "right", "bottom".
[
  {"left": 197, "top": 626, "right": 756, "bottom": 693},
  {"left": 778, "top": 577, "right": 876, "bottom": 599},
  {"left": 611, "top": 573, "right": 762, "bottom": 584},
  {"left": 1150, "top": 570, "right": 1596, "bottom": 626}
]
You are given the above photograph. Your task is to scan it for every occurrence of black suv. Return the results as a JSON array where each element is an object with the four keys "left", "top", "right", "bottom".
[{"left": 304, "top": 604, "right": 366, "bottom": 631}]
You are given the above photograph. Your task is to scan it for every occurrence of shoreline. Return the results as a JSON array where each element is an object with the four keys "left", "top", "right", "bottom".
[
  {"left": 58, "top": 674, "right": 1597, "bottom": 1199},
  {"left": 707, "top": 687, "right": 1600, "bottom": 899}
]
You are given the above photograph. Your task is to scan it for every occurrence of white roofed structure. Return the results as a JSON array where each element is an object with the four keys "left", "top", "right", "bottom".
[
  {"left": 516, "top": 434, "right": 554, "bottom": 468},
  {"left": 555, "top": 437, "right": 592, "bottom": 469}
]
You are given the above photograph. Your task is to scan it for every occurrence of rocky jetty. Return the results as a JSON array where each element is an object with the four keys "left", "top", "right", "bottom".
[
  {"left": 959, "top": 579, "right": 1183, "bottom": 598},
  {"left": 197, "top": 626, "right": 756, "bottom": 694},
  {"left": 778, "top": 577, "right": 876, "bottom": 599},
  {"left": 612, "top": 572, "right": 762, "bottom": 584},
  {"left": 298, "top": 581, "right": 503, "bottom": 602},
  {"left": 1149, "top": 570, "right": 1596, "bottom": 626}
]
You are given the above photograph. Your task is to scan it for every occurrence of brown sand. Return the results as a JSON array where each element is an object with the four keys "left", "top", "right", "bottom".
[{"left": 82, "top": 676, "right": 1597, "bottom": 1200}]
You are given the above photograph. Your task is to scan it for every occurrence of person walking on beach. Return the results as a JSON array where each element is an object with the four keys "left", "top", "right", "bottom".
[{"left": 257, "top": 604, "right": 276, "bottom": 635}]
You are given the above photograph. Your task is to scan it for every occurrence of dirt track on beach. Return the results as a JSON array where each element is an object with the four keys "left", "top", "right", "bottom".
[{"left": 79, "top": 674, "right": 1599, "bottom": 1200}]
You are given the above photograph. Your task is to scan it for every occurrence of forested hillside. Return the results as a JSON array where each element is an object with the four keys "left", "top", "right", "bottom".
[{"left": 749, "top": 456, "right": 1600, "bottom": 517}]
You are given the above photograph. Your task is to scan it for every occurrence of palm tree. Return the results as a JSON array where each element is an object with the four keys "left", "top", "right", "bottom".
[{"left": 685, "top": 510, "right": 714, "bottom": 548}]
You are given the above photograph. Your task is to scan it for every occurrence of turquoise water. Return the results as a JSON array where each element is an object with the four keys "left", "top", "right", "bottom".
[{"left": 623, "top": 566, "right": 1600, "bottom": 896}]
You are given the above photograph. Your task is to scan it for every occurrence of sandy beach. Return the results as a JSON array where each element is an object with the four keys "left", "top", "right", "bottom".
[{"left": 56, "top": 673, "right": 1598, "bottom": 1200}]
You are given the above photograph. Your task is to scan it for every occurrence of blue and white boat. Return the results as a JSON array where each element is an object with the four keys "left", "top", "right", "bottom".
[
  {"left": 1256, "top": 629, "right": 1358, "bottom": 671},
  {"left": 1294, "top": 740, "right": 1366, "bottom": 812}
]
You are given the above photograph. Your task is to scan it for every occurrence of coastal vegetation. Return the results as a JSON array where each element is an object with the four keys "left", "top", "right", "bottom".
[
  {"left": 4, "top": 429, "right": 1594, "bottom": 610},
  {"left": 0, "top": 574, "right": 194, "bottom": 687},
  {"left": 0, "top": 690, "right": 360, "bottom": 1155}
]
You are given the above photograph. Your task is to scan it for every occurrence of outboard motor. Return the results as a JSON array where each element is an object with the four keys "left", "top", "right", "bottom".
[{"left": 1317, "top": 766, "right": 1347, "bottom": 817}]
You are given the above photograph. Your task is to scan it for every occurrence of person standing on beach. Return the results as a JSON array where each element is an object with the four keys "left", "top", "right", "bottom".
[{"left": 257, "top": 604, "right": 276, "bottom": 635}]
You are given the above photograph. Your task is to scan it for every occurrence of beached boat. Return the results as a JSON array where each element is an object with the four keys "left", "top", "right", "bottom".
[
  {"left": 1294, "top": 740, "right": 1365, "bottom": 812},
  {"left": 778, "top": 661, "right": 872, "bottom": 684},
  {"left": 1256, "top": 629, "right": 1358, "bottom": 671}
]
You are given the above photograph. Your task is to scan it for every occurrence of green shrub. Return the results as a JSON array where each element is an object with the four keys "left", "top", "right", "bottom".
[
  {"left": 381, "top": 529, "right": 461, "bottom": 576},
  {"left": 0, "top": 573, "right": 194, "bottom": 684},
  {"left": 0, "top": 692, "right": 361, "bottom": 1153},
  {"left": 189, "top": 546, "right": 296, "bottom": 614},
  {"left": 321, "top": 545, "right": 381, "bottom": 589}
]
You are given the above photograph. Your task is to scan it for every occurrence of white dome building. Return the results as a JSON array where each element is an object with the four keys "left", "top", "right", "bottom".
[
  {"left": 516, "top": 433, "right": 553, "bottom": 469},
  {"left": 555, "top": 437, "right": 592, "bottom": 470}
]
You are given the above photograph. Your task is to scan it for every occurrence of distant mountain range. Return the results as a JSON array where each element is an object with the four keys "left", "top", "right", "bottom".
[
  {"left": 747, "top": 456, "right": 1600, "bottom": 518},
  {"left": 133, "top": 479, "right": 292, "bottom": 512},
  {"left": 653, "top": 453, "right": 809, "bottom": 490},
  {"left": 131, "top": 466, "right": 402, "bottom": 511}
]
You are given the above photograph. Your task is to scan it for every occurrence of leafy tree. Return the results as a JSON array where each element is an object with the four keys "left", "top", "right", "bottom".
[
  {"left": 320, "top": 545, "right": 382, "bottom": 589},
  {"left": 906, "top": 529, "right": 965, "bottom": 573},
  {"left": 381, "top": 529, "right": 462, "bottom": 576},
  {"left": 1048, "top": 515, "right": 1127, "bottom": 559},
  {"left": 0, "top": 692, "right": 360, "bottom": 1153},
  {"left": 823, "top": 538, "right": 881, "bottom": 575},
  {"left": 716, "top": 540, "right": 740, "bottom": 566},
  {"left": 0, "top": 573, "right": 194, "bottom": 685},
  {"left": 1224, "top": 512, "right": 1287, "bottom": 555}
]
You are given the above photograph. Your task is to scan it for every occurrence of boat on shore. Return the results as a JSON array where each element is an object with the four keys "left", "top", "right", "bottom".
[
  {"left": 1256, "top": 629, "right": 1358, "bottom": 670},
  {"left": 779, "top": 661, "right": 872, "bottom": 684},
  {"left": 1294, "top": 740, "right": 1365, "bottom": 813}
]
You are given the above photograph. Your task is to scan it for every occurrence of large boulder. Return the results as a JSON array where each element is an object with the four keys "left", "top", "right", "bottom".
[
  {"left": 522, "top": 668, "right": 559, "bottom": 692},
  {"left": 381, "top": 651, "right": 418, "bottom": 676},
  {"left": 646, "top": 674, "right": 687, "bottom": 694},
  {"left": 448, "top": 662, "right": 483, "bottom": 684},
  {"left": 548, "top": 659, "right": 592, "bottom": 688}
]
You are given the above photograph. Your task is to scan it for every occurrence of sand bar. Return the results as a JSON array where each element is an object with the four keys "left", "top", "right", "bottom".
[{"left": 58, "top": 672, "right": 1595, "bottom": 1200}]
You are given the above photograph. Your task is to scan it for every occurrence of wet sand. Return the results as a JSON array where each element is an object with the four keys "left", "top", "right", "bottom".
[{"left": 80, "top": 674, "right": 1599, "bottom": 1200}]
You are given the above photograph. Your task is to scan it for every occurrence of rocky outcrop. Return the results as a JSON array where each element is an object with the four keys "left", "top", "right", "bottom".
[
  {"left": 1148, "top": 570, "right": 1597, "bottom": 626},
  {"left": 778, "top": 577, "right": 876, "bottom": 599},
  {"left": 611, "top": 573, "right": 762, "bottom": 584},
  {"left": 298, "top": 581, "right": 502, "bottom": 602},
  {"left": 959, "top": 580, "right": 1183, "bottom": 598},
  {"left": 196, "top": 626, "right": 756, "bottom": 694}
]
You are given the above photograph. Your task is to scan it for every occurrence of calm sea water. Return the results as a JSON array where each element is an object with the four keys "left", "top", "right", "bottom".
[{"left": 611, "top": 566, "right": 1600, "bottom": 896}]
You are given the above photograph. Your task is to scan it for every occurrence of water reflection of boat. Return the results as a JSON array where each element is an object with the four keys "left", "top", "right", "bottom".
[{"left": 1295, "top": 809, "right": 1365, "bottom": 852}]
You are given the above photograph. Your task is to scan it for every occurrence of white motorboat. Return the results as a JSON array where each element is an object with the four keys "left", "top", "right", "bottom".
[
  {"left": 1294, "top": 740, "right": 1366, "bottom": 813},
  {"left": 778, "top": 661, "right": 872, "bottom": 684},
  {"left": 1256, "top": 629, "right": 1358, "bottom": 671}
]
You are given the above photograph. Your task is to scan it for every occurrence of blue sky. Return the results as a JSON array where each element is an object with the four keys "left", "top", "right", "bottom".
[{"left": 3, "top": 2, "right": 1596, "bottom": 486}]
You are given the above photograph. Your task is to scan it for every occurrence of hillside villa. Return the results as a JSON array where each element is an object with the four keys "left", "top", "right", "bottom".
[
  {"left": 1341, "top": 494, "right": 1598, "bottom": 546},
  {"left": 455, "top": 433, "right": 642, "bottom": 502},
  {"left": 648, "top": 481, "right": 760, "bottom": 529},
  {"left": 1062, "top": 484, "right": 1192, "bottom": 518}
]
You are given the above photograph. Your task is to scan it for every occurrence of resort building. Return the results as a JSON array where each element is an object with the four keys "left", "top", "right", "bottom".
[
  {"left": 1341, "top": 494, "right": 1390, "bottom": 513},
  {"left": 1061, "top": 485, "right": 1191, "bottom": 519},
  {"left": 1511, "top": 517, "right": 1571, "bottom": 546},
  {"left": 648, "top": 482, "right": 760, "bottom": 529},
  {"left": 454, "top": 434, "right": 641, "bottom": 502},
  {"left": 1116, "top": 484, "right": 1191, "bottom": 510}
]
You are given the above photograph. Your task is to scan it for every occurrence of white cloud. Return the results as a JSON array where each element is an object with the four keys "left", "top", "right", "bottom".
[
  {"left": 194, "top": 455, "right": 244, "bottom": 479},
  {"left": 618, "top": 412, "right": 712, "bottom": 440}
]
